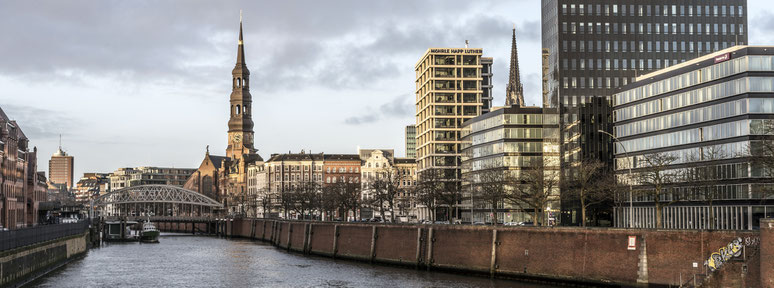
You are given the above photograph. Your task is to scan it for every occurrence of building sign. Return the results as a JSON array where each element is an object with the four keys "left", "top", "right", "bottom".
[
  {"left": 430, "top": 48, "right": 483, "bottom": 54},
  {"left": 714, "top": 53, "right": 731, "bottom": 63},
  {"left": 627, "top": 236, "right": 637, "bottom": 250}
]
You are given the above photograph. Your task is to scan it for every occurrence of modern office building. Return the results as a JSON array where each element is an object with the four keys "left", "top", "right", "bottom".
[
  {"left": 541, "top": 0, "right": 748, "bottom": 226},
  {"left": 461, "top": 106, "right": 560, "bottom": 224},
  {"left": 612, "top": 46, "right": 774, "bottom": 230},
  {"left": 405, "top": 125, "right": 416, "bottom": 159},
  {"left": 414, "top": 47, "right": 492, "bottom": 204},
  {"left": 49, "top": 146, "right": 74, "bottom": 189}
]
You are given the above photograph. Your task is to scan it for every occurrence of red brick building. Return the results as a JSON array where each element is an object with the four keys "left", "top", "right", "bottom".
[
  {"left": 322, "top": 154, "right": 360, "bottom": 187},
  {"left": 0, "top": 107, "right": 43, "bottom": 229}
]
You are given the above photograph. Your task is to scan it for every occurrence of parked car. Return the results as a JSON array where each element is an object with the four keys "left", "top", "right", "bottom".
[
  {"left": 472, "top": 221, "right": 486, "bottom": 225},
  {"left": 504, "top": 222, "right": 523, "bottom": 226},
  {"left": 369, "top": 217, "right": 383, "bottom": 222}
]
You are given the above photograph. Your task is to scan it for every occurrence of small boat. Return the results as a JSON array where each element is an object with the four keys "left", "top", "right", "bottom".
[{"left": 140, "top": 219, "right": 160, "bottom": 243}]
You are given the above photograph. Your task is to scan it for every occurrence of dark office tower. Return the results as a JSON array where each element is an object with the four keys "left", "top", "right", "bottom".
[{"left": 541, "top": 0, "right": 748, "bottom": 226}]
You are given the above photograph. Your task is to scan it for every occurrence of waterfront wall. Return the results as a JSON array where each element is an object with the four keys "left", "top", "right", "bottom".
[
  {"left": 228, "top": 219, "right": 767, "bottom": 287},
  {"left": 0, "top": 232, "right": 88, "bottom": 287}
]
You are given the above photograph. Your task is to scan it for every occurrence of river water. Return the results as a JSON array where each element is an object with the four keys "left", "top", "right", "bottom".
[{"left": 30, "top": 233, "right": 558, "bottom": 287}]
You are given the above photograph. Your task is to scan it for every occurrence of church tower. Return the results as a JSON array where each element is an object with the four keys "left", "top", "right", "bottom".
[
  {"left": 226, "top": 14, "right": 255, "bottom": 161},
  {"left": 506, "top": 26, "right": 525, "bottom": 107}
]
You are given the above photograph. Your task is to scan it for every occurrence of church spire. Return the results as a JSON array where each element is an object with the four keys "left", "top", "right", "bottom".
[
  {"left": 506, "top": 25, "right": 525, "bottom": 107},
  {"left": 236, "top": 10, "right": 246, "bottom": 66}
]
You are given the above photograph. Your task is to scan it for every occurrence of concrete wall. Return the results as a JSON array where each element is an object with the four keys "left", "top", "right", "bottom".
[
  {"left": 227, "top": 219, "right": 768, "bottom": 287},
  {"left": 0, "top": 232, "right": 88, "bottom": 287}
]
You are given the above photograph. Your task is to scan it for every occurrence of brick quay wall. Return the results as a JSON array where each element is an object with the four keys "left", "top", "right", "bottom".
[{"left": 226, "top": 218, "right": 769, "bottom": 287}]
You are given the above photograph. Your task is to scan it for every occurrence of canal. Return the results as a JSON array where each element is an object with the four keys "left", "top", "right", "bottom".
[{"left": 30, "top": 233, "right": 559, "bottom": 287}]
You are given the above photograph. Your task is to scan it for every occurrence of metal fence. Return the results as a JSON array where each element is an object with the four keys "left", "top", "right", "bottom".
[{"left": 0, "top": 221, "right": 90, "bottom": 252}]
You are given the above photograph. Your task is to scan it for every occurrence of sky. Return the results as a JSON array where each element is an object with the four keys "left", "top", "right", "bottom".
[{"left": 1, "top": 0, "right": 773, "bottom": 180}]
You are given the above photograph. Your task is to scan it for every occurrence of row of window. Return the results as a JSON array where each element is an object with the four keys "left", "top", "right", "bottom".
[
  {"left": 615, "top": 77, "right": 774, "bottom": 122},
  {"left": 615, "top": 140, "right": 749, "bottom": 170},
  {"left": 563, "top": 40, "right": 737, "bottom": 56},
  {"left": 468, "top": 141, "right": 545, "bottom": 158},
  {"left": 615, "top": 98, "right": 747, "bottom": 138},
  {"left": 614, "top": 55, "right": 774, "bottom": 107},
  {"left": 471, "top": 127, "right": 548, "bottom": 145},
  {"left": 562, "top": 21, "right": 744, "bottom": 36},
  {"left": 561, "top": 4, "right": 743, "bottom": 18},
  {"left": 466, "top": 113, "right": 558, "bottom": 133},
  {"left": 618, "top": 119, "right": 768, "bottom": 154}
]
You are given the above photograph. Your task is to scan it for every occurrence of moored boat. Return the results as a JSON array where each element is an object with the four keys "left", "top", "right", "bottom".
[{"left": 140, "top": 219, "right": 160, "bottom": 243}]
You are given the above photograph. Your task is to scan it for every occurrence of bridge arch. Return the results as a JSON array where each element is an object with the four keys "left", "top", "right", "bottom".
[{"left": 93, "top": 185, "right": 223, "bottom": 218}]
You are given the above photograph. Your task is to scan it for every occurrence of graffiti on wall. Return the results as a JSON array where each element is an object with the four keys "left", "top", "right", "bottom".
[{"left": 705, "top": 237, "right": 743, "bottom": 272}]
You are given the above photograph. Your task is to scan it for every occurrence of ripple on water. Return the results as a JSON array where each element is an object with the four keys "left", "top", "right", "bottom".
[{"left": 31, "top": 234, "right": 559, "bottom": 288}]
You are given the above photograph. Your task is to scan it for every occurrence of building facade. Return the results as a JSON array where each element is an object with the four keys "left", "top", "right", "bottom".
[
  {"left": 461, "top": 106, "right": 560, "bottom": 224},
  {"left": 541, "top": 0, "right": 749, "bottom": 226},
  {"left": 74, "top": 173, "right": 109, "bottom": 203},
  {"left": 405, "top": 124, "right": 416, "bottom": 159},
  {"left": 414, "top": 47, "right": 492, "bottom": 209},
  {"left": 613, "top": 46, "right": 774, "bottom": 230},
  {"left": 108, "top": 167, "right": 194, "bottom": 193},
  {"left": 0, "top": 107, "right": 42, "bottom": 229},
  {"left": 394, "top": 158, "right": 418, "bottom": 221},
  {"left": 49, "top": 146, "right": 74, "bottom": 189}
]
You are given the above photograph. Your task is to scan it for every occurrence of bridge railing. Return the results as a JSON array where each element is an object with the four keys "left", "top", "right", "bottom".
[{"left": 0, "top": 221, "right": 90, "bottom": 252}]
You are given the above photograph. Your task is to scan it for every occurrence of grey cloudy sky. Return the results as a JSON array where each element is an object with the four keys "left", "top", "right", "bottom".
[{"left": 0, "top": 0, "right": 772, "bottom": 180}]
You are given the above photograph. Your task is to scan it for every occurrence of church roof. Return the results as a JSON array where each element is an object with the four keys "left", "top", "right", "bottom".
[{"left": 207, "top": 154, "right": 228, "bottom": 169}]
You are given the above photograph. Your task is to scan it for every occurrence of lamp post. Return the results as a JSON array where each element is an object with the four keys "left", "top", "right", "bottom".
[{"left": 598, "top": 130, "right": 634, "bottom": 228}]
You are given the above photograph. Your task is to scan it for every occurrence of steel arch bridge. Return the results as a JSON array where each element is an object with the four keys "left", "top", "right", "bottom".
[{"left": 93, "top": 185, "right": 223, "bottom": 218}]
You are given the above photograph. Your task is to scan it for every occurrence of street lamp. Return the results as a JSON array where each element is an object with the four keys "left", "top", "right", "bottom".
[{"left": 598, "top": 129, "right": 634, "bottom": 229}]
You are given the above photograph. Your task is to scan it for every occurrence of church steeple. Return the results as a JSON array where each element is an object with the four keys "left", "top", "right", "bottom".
[
  {"left": 227, "top": 11, "right": 255, "bottom": 160},
  {"left": 506, "top": 26, "right": 525, "bottom": 107}
]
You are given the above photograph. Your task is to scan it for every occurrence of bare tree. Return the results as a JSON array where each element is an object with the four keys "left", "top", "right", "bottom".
[
  {"left": 474, "top": 167, "right": 508, "bottom": 225},
  {"left": 636, "top": 152, "right": 680, "bottom": 228},
  {"left": 747, "top": 121, "right": 774, "bottom": 202},
  {"left": 507, "top": 163, "right": 560, "bottom": 226},
  {"left": 565, "top": 159, "right": 610, "bottom": 227},
  {"left": 416, "top": 169, "right": 444, "bottom": 222},
  {"left": 685, "top": 145, "right": 727, "bottom": 229},
  {"left": 369, "top": 167, "right": 403, "bottom": 222}
]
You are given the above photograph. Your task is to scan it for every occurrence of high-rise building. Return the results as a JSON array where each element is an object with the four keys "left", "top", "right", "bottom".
[
  {"left": 541, "top": 0, "right": 748, "bottom": 226},
  {"left": 49, "top": 145, "right": 74, "bottom": 189},
  {"left": 414, "top": 47, "right": 491, "bottom": 207},
  {"left": 405, "top": 125, "right": 416, "bottom": 159},
  {"left": 613, "top": 46, "right": 774, "bottom": 230}
]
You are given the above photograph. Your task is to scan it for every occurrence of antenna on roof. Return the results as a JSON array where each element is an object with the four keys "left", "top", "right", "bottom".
[{"left": 465, "top": 40, "right": 469, "bottom": 48}]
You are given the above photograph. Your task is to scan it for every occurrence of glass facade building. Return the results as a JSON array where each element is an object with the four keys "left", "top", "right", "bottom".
[
  {"left": 541, "top": 0, "right": 748, "bottom": 226},
  {"left": 461, "top": 106, "right": 560, "bottom": 224},
  {"left": 612, "top": 46, "right": 774, "bottom": 230},
  {"left": 405, "top": 124, "right": 416, "bottom": 159}
]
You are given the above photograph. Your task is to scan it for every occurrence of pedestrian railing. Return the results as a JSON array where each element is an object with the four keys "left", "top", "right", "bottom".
[{"left": 0, "top": 221, "right": 90, "bottom": 252}]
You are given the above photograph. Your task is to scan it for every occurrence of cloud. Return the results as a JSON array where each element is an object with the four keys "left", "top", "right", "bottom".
[
  {"left": 1, "top": 104, "right": 79, "bottom": 140},
  {"left": 344, "top": 94, "right": 413, "bottom": 125},
  {"left": 344, "top": 113, "right": 380, "bottom": 125}
]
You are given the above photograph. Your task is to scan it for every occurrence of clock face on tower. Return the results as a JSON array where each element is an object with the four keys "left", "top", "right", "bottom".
[{"left": 233, "top": 134, "right": 241, "bottom": 143}]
